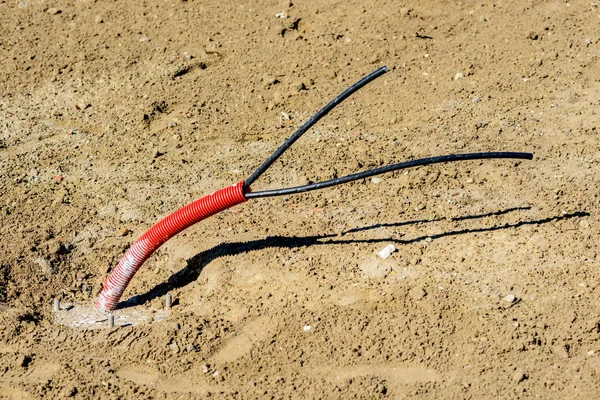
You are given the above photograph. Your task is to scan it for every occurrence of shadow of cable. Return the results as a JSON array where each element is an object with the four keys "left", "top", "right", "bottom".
[{"left": 118, "top": 209, "right": 588, "bottom": 309}]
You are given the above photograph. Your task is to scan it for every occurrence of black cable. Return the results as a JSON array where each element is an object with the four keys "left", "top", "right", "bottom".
[
  {"left": 244, "top": 66, "right": 389, "bottom": 189},
  {"left": 245, "top": 152, "right": 533, "bottom": 199}
]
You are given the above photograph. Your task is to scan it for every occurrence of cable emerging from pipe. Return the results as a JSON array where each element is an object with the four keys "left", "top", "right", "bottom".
[
  {"left": 244, "top": 66, "right": 389, "bottom": 189},
  {"left": 245, "top": 152, "right": 533, "bottom": 199}
]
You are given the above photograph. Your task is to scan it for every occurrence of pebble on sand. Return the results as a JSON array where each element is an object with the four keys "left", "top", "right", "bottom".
[
  {"left": 409, "top": 286, "right": 427, "bottom": 300},
  {"left": 504, "top": 294, "right": 516, "bottom": 303},
  {"left": 46, "top": 7, "right": 61, "bottom": 15},
  {"left": 378, "top": 244, "right": 396, "bottom": 259}
]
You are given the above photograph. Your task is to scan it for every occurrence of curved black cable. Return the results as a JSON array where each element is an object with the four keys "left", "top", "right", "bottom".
[
  {"left": 245, "top": 152, "right": 533, "bottom": 199},
  {"left": 244, "top": 66, "right": 389, "bottom": 189}
]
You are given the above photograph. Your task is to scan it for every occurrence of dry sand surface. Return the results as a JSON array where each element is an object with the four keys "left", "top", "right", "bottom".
[{"left": 1, "top": 0, "right": 599, "bottom": 398}]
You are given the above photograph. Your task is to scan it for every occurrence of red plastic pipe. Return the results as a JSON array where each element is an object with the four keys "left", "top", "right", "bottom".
[{"left": 95, "top": 181, "right": 247, "bottom": 312}]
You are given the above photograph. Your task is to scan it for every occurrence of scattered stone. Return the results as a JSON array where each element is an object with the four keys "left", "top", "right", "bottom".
[
  {"left": 378, "top": 244, "right": 396, "bottom": 259},
  {"left": 454, "top": 72, "right": 464, "bottom": 80},
  {"left": 588, "top": 350, "right": 595, "bottom": 356},
  {"left": 513, "top": 368, "right": 528, "bottom": 383},
  {"left": 303, "top": 325, "right": 311, "bottom": 332},
  {"left": 472, "top": 96, "right": 480, "bottom": 103},
  {"left": 139, "top": 36, "right": 151, "bottom": 42},
  {"left": 275, "top": 10, "right": 287, "bottom": 18},
  {"left": 34, "top": 257, "right": 52, "bottom": 275},
  {"left": 579, "top": 220, "right": 589, "bottom": 228},
  {"left": 47, "top": 240, "right": 64, "bottom": 255},
  {"left": 185, "top": 344, "right": 197, "bottom": 352},
  {"left": 81, "top": 284, "right": 92, "bottom": 296},
  {"left": 202, "top": 364, "right": 210, "bottom": 373},
  {"left": 527, "top": 31, "right": 539, "bottom": 40},
  {"left": 61, "top": 386, "right": 77, "bottom": 397},
  {"left": 292, "top": 81, "right": 306, "bottom": 92},
  {"left": 117, "top": 227, "right": 130, "bottom": 237},
  {"left": 475, "top": 121, "right": 489, "bottom": 129},
  {"left": 409, "top": 286, "right": 427, "bottom": 300},
  {"left": 75, "top": 102, "right": 90, "bottom": 110},
  {"left": 552, "top": 344, "right": 569, "bottom": 359},
  {"left": 400, "top": 7, "right": 411, "bottom": 17},
  {"left": 94, "top": 16, "right": 104, "bottom": 23},
  {"left": 585, "top": 38, "right": 592, "bottom": 45},
  {"left": 371, "top": 177, "right": 382, "bottom": 184},
  {"left": 169, "top": 342, "right": 180, "bottom": 354},
  {"left": 46, "top": 7, "right": 61, "bottom": 15},
  {"left": 212, "top": 370, "right": 220, "bottom": 377},
  {"left": 504, "top": 294, "right": 516, "bottom": 303}
]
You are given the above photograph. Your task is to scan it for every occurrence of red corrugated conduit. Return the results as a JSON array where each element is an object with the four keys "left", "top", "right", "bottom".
[{"left": 95, "top": 182, "right": 247, "bottom": 311}]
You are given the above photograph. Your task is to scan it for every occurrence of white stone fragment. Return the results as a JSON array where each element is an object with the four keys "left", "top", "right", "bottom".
[{"left": 378, "top": 244, "right": 396, "bottom": 259}]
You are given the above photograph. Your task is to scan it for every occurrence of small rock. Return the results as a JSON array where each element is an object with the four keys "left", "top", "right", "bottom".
[
  {"left": 94, "top": 16, "right": 103, "bottom": 23},
  {"left": 475, "top": 121, "right": 489, "bottom": 129},
  {"left": 81, "top": 284, "right": 92, "bottom": 296},
  {"left": 579, "top": 220, "right": 589, "bottom": 228},
  {"left": 292, "top": 81, "right": 306, "bottom": 92},
  {"left": 371, "top": 177, "right": 382, "bottom": 184},
  {"left": 303, "top": 325, "right": 311, "bottom": 332},
  {"left": 275, "top": 11, "right": 287, "bottom": 18},
  {"left": 552, "top": 344, "right": 569, "bottom": 359},
  {"left": 63, "top": 386, "right": 77, "bottom": 397},
  {"left": 513, "top": 368, "right": 528, "bottom": 383},
  {"left": 588, "top": 350, "right": 595, "bottom": 356},
  {"left": 527, "top": 31, "right": 539, "bottom": 40},
  {"left": 409, "top": 286, "right": 427, "bottom": 300},
  {"left": 75, "top": 102, "right": 90, "bottom": 110},
  {"left": 202, "top": 364, "right": 210, "bottom": 373},
  {"left": 139, "top": 36, "right": 151, "bottom": 42},
  {"left": 400, "top": 7, "right": 411, "bottom": 17},
  {"left": 212, "top": 370, "right": 220, "bottom": 377},
  {"left": 47, "top": 240, "right": 64, "bottom": 255},
  {"left": 185, "top": 344, "right": 197, "bottom": 352},
  {"left": 454, "top": 72, "right": 464, "bottom": 80},
  {"left": 169, "top": 342, "right": 180, "bottom": 354},
  {"left": 117, "top": 227, "right": 130, "bottom": 237},
  {"left": 378, "top": 244, "right": 396, "bottom": 259},
  {"left": 34, "top": 257, "right": 52, "bottom": 275},
  {"left": 585, "top": 38, "right": 592, "bottom": 45},
  {"left": 472, "top": 96, "right": 480, "bottom": 103},
  {"left": 46, "top": 7, "right": 61, "bottom": 15},
  {"left": 504, "top": 294, "right": 516, "bottom": 303}
]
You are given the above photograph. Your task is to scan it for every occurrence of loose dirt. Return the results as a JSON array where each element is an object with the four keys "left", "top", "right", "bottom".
[{"left": 1, "top": 0, "right": 599, "bottom": 398}]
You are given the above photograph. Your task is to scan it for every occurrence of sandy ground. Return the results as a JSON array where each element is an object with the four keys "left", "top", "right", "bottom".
[{"left": 1, "top": 0, "right": 599, "bottom": 398}]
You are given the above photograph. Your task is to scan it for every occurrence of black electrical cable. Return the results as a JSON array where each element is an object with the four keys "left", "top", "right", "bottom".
[
  {"left": 244, "top": 66, "right": 389, "bottom": 189},
  {"left": 245, "top": 152, "right": 533, "bottom": 199}
]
